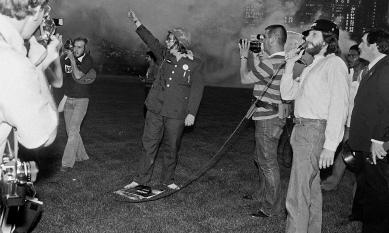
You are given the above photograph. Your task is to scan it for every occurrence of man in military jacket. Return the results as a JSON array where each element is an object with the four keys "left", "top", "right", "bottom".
[{"left": 126, "top": 10, "right": 204, "bottom": 190}]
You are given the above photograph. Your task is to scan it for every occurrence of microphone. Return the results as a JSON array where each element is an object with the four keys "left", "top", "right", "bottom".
[
  {"left": 294, "top": 42, "right": 311, "bottom": 66},
  {"left": 296, "top": 41, "right": 308, "bottom": 53}
]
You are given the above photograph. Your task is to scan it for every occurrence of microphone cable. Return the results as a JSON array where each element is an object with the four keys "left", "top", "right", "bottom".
[{"left": 115, "top": 61, "right": 286, "bottom": 203}]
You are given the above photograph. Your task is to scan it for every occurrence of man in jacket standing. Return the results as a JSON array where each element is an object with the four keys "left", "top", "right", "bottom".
[{"left": 349, "top": 29, "right": 389, "bottom": 233}]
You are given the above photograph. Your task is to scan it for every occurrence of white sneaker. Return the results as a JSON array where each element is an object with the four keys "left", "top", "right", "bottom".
[
  {"left": 167, "top": 183, "right": 180, "bottom": 190},
  {"left": 124, "top": 181, "right": 139, "bottom": 189}
]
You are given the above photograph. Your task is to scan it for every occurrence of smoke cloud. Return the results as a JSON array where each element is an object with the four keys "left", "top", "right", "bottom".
[
  {"left": 50, "top": 0, "right": 354, "bottom": 86},
  {"left": 50, "top": 0, "right": 308, "bottom": 86}
]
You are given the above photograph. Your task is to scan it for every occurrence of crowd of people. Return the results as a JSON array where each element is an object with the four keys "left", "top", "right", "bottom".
[
  {"left": 0, "top": 0, "right": 388, "bottom": 232},
  {"left": 238, "top": 18, "right": 389, "bottom": 233}
]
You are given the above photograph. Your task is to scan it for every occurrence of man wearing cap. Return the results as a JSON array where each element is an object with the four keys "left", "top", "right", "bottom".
[
  {"left": 348, "top": 29, "right": 389, "bottom": 233},
  {"left": 280, "top": 19, "right": 349, "bottom": 233},
  {"left": 126, "top": 10, "right": 204, "bottom": 190}
]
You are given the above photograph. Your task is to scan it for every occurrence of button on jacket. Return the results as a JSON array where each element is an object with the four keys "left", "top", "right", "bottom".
[{"left": 136, "top": 25, "right": 204, "bottom": 120}]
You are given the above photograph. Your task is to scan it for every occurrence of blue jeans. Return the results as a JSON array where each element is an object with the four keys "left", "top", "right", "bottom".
[
  {"left": 62, "top": 98, "right": 89, "bottom": 168},
  {"left": 285, "top": 119, "right": 326, "bottom": 233},
  {"left": 254, "top": 117, "right": 286, "bottom": 215}
]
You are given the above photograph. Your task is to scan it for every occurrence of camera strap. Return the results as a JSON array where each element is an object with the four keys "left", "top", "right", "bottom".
[
  {"left": 245, "top": 61, "right": 286, "bottom": 119},
  {"left": 5, "top": 128, "right": 18, "bottom": 160}
]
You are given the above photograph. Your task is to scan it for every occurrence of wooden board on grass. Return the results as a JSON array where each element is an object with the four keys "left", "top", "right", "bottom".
[{"left": 114, "top": 185, "right": 165, "bottom": 201}]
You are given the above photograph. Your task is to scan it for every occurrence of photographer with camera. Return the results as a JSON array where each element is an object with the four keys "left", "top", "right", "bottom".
[
  {"left": 239, "top": 25, "right": 290, "bottom": 218},
  {"left": 0, "top": 0, "right": 59, "bottom": 160},
  {"left": 0, "top": 0, "right": 60, "bottom": 232},
  {"left": 60, "top": 37, "right": 95, "bottom": 172},
  {"left": 280, "top": 19, "right": 349, "bottom": 233},
  {"left": 125, "top": 10, "right": 204, "bottom": 190}
]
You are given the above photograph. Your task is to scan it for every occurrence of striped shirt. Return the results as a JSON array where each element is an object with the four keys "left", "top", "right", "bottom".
[{"left": 246, "top": 52, "right": 286, "bottom": 120}]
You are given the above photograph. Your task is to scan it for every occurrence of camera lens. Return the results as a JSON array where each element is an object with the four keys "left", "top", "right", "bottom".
[{"left": 249, "top": 41, "right": 261, "bottom": 53}]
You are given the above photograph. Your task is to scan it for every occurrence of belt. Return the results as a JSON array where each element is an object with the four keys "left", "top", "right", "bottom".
[
  {"left": 255, "top": 100, "right": 278, "bottom": 111},
  {"left": 293, "top": 117, "right": 326, "bottom": 124}
]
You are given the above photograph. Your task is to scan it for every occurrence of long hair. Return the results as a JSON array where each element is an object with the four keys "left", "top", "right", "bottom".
[{"left": 323, "top": 31, "right": 341, "bottom": 56}]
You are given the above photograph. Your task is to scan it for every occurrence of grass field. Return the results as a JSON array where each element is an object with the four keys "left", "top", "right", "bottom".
[{"left": 20, "top": 76, "right": 361, "bottom": 233}]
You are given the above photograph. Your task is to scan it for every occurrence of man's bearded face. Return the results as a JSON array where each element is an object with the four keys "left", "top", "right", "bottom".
[{"left": 305, "top": 30, "right": 325, "bottom": 56}]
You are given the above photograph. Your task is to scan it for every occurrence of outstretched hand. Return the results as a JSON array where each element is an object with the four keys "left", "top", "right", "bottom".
[{"left": 128, "top": 10, "right": 139, "bottom": 23}]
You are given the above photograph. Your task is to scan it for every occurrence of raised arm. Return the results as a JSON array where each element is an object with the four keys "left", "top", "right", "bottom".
[
  {"left": 280, "top": 49, "right": 304, "bottom": 100},
  {"left": 128, "top": 10, "right": 165, "bottom": 62}
]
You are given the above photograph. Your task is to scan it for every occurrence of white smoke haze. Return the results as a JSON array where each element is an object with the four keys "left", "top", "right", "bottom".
[{"left": 50, "top": 0, "right": 356, "bottom": 86}]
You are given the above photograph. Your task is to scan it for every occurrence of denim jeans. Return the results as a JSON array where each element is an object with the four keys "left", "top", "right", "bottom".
[
  {"left": 285, "top": 119, "right": 326, "bottom": 233},
  {"left": 62, "top": 97, "right": 89, "bottom": 168},
  {"left": 135, "top": 111, "right": 185, "bottom": 185},
  {"left": 254, "top": 117, "right": 286, "bottom": 215}
]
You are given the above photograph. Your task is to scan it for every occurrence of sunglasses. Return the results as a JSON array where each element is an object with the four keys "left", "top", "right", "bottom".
[{"left": 165, "top": 33, "right": 176, "bottom": 43}]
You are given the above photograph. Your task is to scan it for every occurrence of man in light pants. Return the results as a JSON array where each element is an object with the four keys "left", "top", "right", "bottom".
[{"left": 280, "top": 19, "right": 349, "bottom": 233}]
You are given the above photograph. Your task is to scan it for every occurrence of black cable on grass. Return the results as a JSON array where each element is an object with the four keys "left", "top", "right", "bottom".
[{"left": 115, "top": 62, "right": 286, "bottom": 203}]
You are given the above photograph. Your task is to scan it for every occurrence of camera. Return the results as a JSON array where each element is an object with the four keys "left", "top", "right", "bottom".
[
  {"left": 41, "top": 18, "right": 63, "bottom": 40},
  {"left": 63, "top": 39, "right": 73, "bottom": 50},
  {"left": 239, "top": 34, "right": 265, "bottom": 53},
  {"left": 0, "top": 133, "right": 42, "bottom": 232},
  {"left": 1, "top": 145, "right": 39, "bottom": 206},
  {"left": 53, "top": 18, "right": 64, "bottom": 27},
  {"left": 39, "top": 11, "right": 63, "bottom": 46}
]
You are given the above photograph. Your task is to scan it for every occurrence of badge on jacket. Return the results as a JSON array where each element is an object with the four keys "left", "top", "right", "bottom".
[{"left": 183, "top": 64, "right": 190, "bottom": 83}]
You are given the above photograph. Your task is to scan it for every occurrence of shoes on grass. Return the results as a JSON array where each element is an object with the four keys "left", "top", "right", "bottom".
[
  {"left": 251, "top": 209, "right": 271, "bottom": 218},
  {"left": 242, "top": 194, "right": 253, "bottom": 200},
  {"left": 124, "top": 181, "right": 139, "bottom": 189},
  {"left": 167, "top": 183, "right": 180, "bottom": 190}
]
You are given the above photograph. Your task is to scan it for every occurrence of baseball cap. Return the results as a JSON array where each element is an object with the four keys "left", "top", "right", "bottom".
[{"left": 302, "top": 19, "right": 339, "bottom": 39}]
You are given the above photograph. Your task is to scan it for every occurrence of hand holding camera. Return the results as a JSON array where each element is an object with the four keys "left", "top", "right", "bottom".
[
  {"left": 40, "top": 34, "right": 62, "bottom": 70},
  {"left": 239, "top": 34, "right": 264, "bottom": 55},
  {"left": 238, "top": 39, "right": 250, "bottom": 60},
  {"left": 64, "top": 49, "right": 75, "bottom": 62}
]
